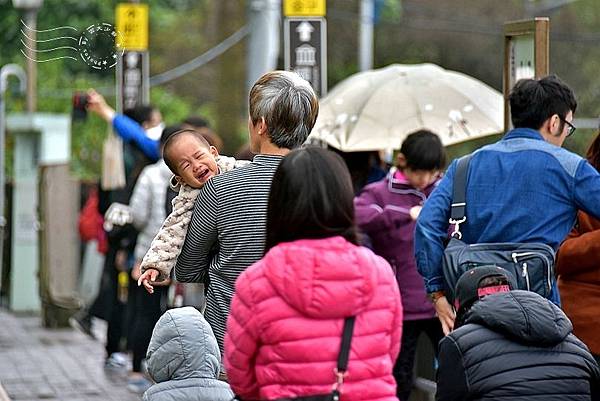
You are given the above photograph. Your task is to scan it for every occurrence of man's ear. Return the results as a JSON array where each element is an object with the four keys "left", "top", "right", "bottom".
[
  {"left": 546, "top": 114, "right": 562, "bottom": 137},
  {"left": 257, "top": 117, "right": 268, "bottom": 137},
  {"left": 397, "top": 153, "right": 407, "bottom": 169},
  {"left": 209, "top": 145, "right": 219, "bottom": 158}
]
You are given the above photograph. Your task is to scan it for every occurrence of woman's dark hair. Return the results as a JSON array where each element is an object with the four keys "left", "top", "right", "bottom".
[
  {"left": 124, "top": 105, "right": 157, "bottom": 125},
  {"left": 400, "top": 130, "right": 446, "bottom": 170},
  {"left": 586, "top": 130, "right": 600, "bottom": 172},
  {"left": 509, "top": 75, "right": 577, "bottom": 131},
  {"left": 265, "top": 147, "right": 358, "bottom": 253}
]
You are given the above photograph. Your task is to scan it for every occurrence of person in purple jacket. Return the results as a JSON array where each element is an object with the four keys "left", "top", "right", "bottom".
[{"left": 354, "top": 130, "right": 446, "bottom": 401}]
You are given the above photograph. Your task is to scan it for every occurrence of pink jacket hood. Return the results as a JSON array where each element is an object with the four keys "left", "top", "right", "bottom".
[{"left": 261, "top": 236, "right": 379, "bottom": 319}]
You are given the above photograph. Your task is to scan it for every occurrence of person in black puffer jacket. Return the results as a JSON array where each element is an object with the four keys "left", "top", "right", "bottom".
[{"left": 437, "top": 266, "right": 600, "bottom": 401}]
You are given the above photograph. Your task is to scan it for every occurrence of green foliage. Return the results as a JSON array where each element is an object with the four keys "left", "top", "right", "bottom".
[
  {"left": 150, "top": 86, "right": 191, "bottom": 125},
  {"left": 5, "top": 0, "right": 600, "bottom": 181},
  {"left": 1, "top": 0, "right": 207, "bottom": 180},
  {"left": 380, "top": 0, "right": 403, "bottom": 22}
]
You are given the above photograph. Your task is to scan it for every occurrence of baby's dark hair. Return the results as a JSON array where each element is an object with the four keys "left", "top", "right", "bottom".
[
  {"left": 400, "top": 130, "right": 446, "bottom": 171},
  {"left": 160, "top": 124, "right": 184, "bottom": 147},
  {"left": 162, "top": 129, "right": 212, "bottom": 175}
]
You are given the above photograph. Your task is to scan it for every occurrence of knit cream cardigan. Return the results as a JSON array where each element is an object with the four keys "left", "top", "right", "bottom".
[{"left": 139, "top": 156, "right": 249, "bottom": 281}]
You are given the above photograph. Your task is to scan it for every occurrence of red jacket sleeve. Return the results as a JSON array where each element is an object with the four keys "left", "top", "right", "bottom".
[
  {"left": 224, "top": 269, "right": 261, "bottom": 400},
  {"left": 556, "top": 212, "right": 600, "bottom": 277}
]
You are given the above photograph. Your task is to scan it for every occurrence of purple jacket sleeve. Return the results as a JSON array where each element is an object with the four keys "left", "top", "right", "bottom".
[
  {"left": 354, "top": 187, "right": 412, "bottom": 234},
  {"left": 112, "top": 114, "right": 160, "bottom": 161}
]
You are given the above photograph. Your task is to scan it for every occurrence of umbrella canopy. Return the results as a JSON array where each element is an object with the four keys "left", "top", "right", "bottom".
[{"left": 308, "top": 63, "right": 504, "bottom": 151}]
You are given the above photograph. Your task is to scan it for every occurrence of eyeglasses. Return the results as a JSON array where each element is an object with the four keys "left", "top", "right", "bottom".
[{"left": 560, "top": 116, "right": 576, "bottom": 137}]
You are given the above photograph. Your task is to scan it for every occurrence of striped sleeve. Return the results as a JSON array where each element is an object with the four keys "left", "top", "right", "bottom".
[{"left": 173, "top": 178, "right": 218, "bottom": 283}]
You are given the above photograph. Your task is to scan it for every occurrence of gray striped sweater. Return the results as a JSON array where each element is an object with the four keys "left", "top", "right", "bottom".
[{"left": 174, "top": 154, "right": 283, "bottom": 354}]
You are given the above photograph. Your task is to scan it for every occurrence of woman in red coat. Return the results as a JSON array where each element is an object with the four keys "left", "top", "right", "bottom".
[
  {"left": 556, "top": 131, "right": 600, "bottom": 365},
  {"left": 224, "top": 147, "right": 403, "bottom": 401}
]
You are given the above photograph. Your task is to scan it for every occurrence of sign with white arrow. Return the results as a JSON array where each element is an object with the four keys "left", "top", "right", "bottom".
[
  {"left": 296, "top": 21, "right": 314, "bottom": 42},
  {"left": 284, "top": 17, "right": 327, "bottom": 97},
  {"left": 116, "top": 50, "right": 149, "bottom": 112}
]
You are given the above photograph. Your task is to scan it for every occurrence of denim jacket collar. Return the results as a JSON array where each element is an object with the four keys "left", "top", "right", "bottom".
[{"left": 503, "top": 127, "right": 545, "bottom": 142}]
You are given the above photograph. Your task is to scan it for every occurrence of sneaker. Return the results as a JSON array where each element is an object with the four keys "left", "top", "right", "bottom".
[
  {"left": 127, "top": 376, "right": 152, "bottom": 394},
  {"left": 69, "top": 311, "right": 95, "bottom": 339},
  {"left": 104, "top": 352, "right": 129, "bottom": 371}
]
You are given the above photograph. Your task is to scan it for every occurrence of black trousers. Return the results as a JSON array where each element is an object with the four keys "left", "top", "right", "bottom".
[
  {"left": 89, "top": 246, "right": 126, "bottom": 357},
  {"left": 129, "top": 282, "right": 167, "bottom": 372},
  {"left": 393, "top": 318, "right": 444, "bottom": 401}
]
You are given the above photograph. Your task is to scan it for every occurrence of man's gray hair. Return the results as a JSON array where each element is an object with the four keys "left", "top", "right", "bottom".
[{"left": 249, "top": 70, "right": 319, "bottom": 150}]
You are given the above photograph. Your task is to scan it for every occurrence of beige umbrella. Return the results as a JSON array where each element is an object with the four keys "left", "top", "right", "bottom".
[{"left": 308, "top": 63, "right": 504, "bottom": 151}]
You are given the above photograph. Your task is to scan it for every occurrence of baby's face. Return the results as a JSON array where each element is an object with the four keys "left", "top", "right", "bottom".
[{"left": 170, "top": 135, "right": 219, "bottom": 189}]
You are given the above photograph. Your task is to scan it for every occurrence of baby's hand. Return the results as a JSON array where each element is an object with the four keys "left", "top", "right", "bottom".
[{"left": 138, "top": 269, "right": 160, "bottom": 294}]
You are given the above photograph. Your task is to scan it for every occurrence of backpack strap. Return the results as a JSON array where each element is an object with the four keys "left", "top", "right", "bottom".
[
  {"left": 450, "top": 154, "right": 473, "bottom": 239},
  {"left": 332, "top": 316, "right": 356, "bottom": 397}
]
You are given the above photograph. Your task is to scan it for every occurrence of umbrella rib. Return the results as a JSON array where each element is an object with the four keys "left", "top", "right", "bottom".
[{"left": 408, "top": 84, "right": 425, "bottom": 127}]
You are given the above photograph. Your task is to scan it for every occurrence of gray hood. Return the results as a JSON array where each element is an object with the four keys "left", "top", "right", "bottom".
[
  {"left": 146, "top": 307, "right": 221, "bottom": 382},
  {"left": 464, "top": 290, "right": 572, "bottom": 346}
]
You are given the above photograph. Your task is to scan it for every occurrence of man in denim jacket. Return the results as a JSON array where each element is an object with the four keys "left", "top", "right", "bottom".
[{"left": 415, "top": 75, "right": 600, "bottom": 335}]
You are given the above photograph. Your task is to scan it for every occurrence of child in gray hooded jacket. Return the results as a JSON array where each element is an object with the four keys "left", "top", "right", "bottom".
[{"left": 143, "top": 307, "right": 233, "bottom": 401}]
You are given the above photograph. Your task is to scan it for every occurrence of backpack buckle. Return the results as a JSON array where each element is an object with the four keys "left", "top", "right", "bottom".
[{"left": 449, "top": 217, "right": 466, "bottom": 239}]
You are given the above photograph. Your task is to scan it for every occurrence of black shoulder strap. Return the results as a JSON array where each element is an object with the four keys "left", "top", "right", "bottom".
[
  {"left": 337, "top": 316, "right": 355, "bottom": 372},
  {"left": 449, "top": 154, "right": 472, "bottom": 238}
]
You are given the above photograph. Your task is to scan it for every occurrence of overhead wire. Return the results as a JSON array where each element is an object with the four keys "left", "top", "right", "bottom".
[
  {"left": 38, "top": 24, "right": 249, "bottom": 99},
  {"left": 38, "top": 3, "right": 600, "bottom": 100}
]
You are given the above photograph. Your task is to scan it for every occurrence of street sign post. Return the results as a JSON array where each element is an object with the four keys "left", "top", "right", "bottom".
[
  {"left": 116, "top": 51, "right": 149, "bottom": 111},
  {"left": 115, "top": 3, "right": 149, "bottom": 112},
  {"left": 283, "top": 0, "right": 327, "bottom": 97},
  {"left": 283, "top": 0, "right": 326, "bottom": 17},
  {"left": 503, "top": 18, "right": 549, "bottom": 131},
  {"left": 116, "top": 3, "right": 149, "bottom": 51},
  {"left": 284, "top": 17, "right": 327, "bottom": 97}
]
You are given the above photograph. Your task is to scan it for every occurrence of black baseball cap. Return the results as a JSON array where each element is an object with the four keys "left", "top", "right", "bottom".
[{"left": 454, "top": 266, "right": 517, "bottom": 317}]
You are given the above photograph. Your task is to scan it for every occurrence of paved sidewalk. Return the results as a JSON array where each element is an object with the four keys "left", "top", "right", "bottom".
[{"left": 0, "top": 308, "right": 140, "bottom": 401}]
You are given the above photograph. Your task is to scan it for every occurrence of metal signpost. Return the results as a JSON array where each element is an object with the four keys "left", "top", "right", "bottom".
[
  {"left": 503, "top": 18, "right": 549, "bottom": 131},
  {"left": 118, "top": 51, "right": 149, "bottom": 111},
  {"left": 283, "top": 0, "right": 327, "bottom": 97},
  {"left": 115, "top": 3, "right": 149, "bottom": 112}
]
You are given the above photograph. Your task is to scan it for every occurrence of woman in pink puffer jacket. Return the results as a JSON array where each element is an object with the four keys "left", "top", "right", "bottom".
[{"left": 225, "top": 147, "right": 403, "bottom": 401}]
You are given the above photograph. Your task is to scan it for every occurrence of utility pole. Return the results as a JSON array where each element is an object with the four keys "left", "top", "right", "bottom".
[
  {"left": 215, "top": 0, "right": 246, "bottom": 154},
  {"left": 359, "top": 0, "right": 374, "bottom": 71},
  {"left": 24, "top": 9, "right": 36, "bottom": 112},
  {"left": 12, "top": 0, "right": 43, "bottom": 112},
  {"left": 0, "top": 64, "right": 26, "bottom": 296},
  {"left": 247, "top": 0, "right": 281, "bottom": 94}
]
